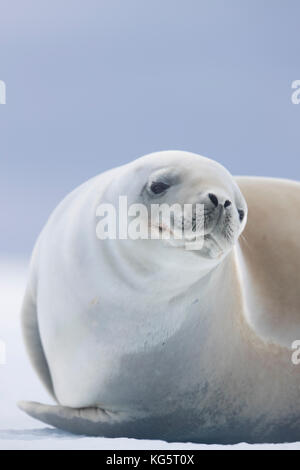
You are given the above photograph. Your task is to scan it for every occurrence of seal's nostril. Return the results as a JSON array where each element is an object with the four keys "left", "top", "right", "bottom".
[
  {"left": 224, "top": 200, "right": 231, "bottom": 208},
  {"left": 208, "top": 193, "right": 219, "bottom": 207}
]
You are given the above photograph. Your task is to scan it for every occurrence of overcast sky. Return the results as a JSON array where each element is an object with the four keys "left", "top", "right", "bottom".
[{"left": 1, "top": 0, "right": 300, "bottom": 255}]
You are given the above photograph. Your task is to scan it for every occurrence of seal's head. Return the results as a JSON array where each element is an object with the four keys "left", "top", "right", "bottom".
[{"left": 123, "top": 151, "right": 247, "bottom": 260}]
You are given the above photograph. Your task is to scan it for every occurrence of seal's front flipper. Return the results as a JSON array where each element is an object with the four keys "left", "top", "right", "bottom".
[{"left": 18, "top": 401, "right": 147, "bottom": 438}]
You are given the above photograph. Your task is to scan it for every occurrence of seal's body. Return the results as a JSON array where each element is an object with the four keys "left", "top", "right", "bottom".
[{"left": 19, "top": 151, "right": 300, "bottom": 443}]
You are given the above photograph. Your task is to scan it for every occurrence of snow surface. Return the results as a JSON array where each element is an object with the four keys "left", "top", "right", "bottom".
[{"left": 0, "top": 257, "right": 299, "bottom": 450}]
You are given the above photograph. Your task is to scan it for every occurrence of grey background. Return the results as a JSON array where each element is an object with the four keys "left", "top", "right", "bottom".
[{"left": 1, "top": 0, "right": 299, "bottom": 255}]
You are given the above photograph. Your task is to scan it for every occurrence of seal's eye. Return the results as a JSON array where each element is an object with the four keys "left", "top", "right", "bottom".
[
  {"left": 150, "top": 181, "right": 170, "bottom": 194},
  {"left": 238, "top": 209, "right": 245, "bottom": 222}
]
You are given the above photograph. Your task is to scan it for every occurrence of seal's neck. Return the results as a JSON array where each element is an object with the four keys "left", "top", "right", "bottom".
[
  {"left": 98, "top": 237, "right": 246, "bottom": 353},
  {"left": 105, "top": 237, "right": 229, "bottom": 300}
]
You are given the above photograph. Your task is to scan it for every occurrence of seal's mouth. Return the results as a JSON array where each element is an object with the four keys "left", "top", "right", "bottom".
[
  {"left": 204, "top": 233, "right": 221, "bottom": 247},
  {"left": 150, "top": 223, "right": 227, "bottom": 258},
  {"left": 202, "top": 233, "right": 225, "bottom": 258},
  {"left": 149, "top": 223, "right": 174, "bottom": 237},
  {"left": 148, "top": 204, "right": 241, "bottom": 258}
]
